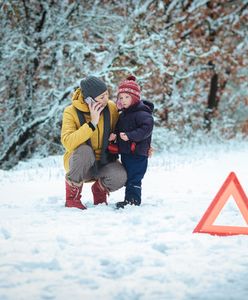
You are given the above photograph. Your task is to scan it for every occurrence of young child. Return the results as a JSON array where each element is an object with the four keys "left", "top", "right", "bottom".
[{"left": 109, "top": 75, "right": 154, "bottom": 208}]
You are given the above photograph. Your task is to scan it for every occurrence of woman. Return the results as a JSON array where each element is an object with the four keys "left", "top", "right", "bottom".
[{"left": 61, "top": 76, "right": 127, "bottom": 210}]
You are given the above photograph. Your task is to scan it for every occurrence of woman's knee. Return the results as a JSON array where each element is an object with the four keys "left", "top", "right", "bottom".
[
  {"left": 100, "top": 161, "right": 127, "bottom": 192},
  {"left": 68, "top": 144, "right": 95, "bottom": 181}
]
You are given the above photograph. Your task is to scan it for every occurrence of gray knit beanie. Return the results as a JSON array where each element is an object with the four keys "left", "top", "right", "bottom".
[{"left": 80, "top": 76, "right": 107, "bottom": 99}]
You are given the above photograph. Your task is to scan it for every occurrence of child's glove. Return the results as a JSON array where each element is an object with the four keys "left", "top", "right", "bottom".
[{"left": 108, "top": 142, "right": 119, "bottom": 154}]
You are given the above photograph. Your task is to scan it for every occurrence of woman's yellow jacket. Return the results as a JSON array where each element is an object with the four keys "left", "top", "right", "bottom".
[{"left": 61, "top": 88, "right": 119, "bottom": 172}]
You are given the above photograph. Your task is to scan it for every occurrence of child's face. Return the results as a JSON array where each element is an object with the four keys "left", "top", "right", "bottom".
[{"left": 118, "top": 93, "right": 132, "bottom": 109}]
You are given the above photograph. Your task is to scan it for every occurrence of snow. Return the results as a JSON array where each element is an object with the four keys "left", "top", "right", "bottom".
[{"left": 1, "top": 140, "right": 248, "bottom": 300}]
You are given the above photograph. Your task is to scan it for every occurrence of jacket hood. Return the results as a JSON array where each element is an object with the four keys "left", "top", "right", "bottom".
[
  {"left": 71, "top": 88, "right": 89, "bottom": 112},
  {"left": 143, "top": 100, "right": 154, "bottom": 113}
]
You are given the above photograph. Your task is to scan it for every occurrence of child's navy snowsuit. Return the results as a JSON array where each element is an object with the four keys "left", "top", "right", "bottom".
[
  {"left": 121, "top": 153, "right": 148, "bottom": 205},
  {"left": 116, "top": 100, "right": 154, "bottom": 205}
]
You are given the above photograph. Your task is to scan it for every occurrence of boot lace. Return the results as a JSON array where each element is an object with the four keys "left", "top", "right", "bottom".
[{"left": 70, "top": 185, "right": 81, "bottom": 202}]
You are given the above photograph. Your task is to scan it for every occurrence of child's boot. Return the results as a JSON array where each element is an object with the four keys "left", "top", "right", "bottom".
[{"left": 116, "top": 199, "right": 140, "bottom": 209}]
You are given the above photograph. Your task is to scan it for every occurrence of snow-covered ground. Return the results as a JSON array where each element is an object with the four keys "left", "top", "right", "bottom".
[{"left": 1, "top": 140, "right": 248, "bottom": 300}]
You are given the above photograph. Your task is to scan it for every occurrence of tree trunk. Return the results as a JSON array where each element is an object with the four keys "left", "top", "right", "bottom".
[{"left": 204, "top": 73, "right": 218, "bottom": 131}]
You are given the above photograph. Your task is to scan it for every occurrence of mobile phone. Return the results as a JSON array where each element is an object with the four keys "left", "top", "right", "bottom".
[{"left": 85, "top": 97, "right": 96, "bottom": 105}]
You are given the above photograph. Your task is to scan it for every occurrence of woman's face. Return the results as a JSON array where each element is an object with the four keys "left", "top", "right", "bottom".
[
  {"left": 118, "top": 93, "right": 132, "bottom": 109},
  {"left": 95, "top": 90, "right": 109, "bottom": 107}
]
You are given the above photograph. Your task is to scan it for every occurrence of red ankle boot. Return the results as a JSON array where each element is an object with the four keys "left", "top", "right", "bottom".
[
  {"left": 91, "top": 180, "right": 108, "bottom": 205},
  {"left": 65, "top": 179, "right": 87, "bottom": 210}
]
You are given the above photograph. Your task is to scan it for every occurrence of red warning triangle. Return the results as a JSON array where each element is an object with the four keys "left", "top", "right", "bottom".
[{"left": 193, "top": 172, "right": 248, "bottom": 236}]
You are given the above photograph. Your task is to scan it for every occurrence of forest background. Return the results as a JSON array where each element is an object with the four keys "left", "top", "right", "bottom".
[{"left": 0, "top": 0, "right": 247, "bottom": 170}]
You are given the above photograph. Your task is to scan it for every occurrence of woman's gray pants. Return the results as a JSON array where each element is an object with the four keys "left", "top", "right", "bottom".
[{"left": 67, "top": 145, "right": 127, "bottom": 192}]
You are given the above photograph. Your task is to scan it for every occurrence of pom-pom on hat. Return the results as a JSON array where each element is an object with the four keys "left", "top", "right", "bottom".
[
  {"left": 80, "top": 76, "right": 107, "bottom": 99},
  {"left": 117, "top": 75, "right": 141, "bottom": 105}
]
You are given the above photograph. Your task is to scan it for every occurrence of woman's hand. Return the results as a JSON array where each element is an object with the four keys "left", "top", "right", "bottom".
[
  {"left": 119, "top": 132, "right": 129, "bottom": 141},
  {"left": 109, "top": 133, "right": 117, "bottom": 141},
  {"left": 89, "top": 102, "right": 104, "bottom": 127}
]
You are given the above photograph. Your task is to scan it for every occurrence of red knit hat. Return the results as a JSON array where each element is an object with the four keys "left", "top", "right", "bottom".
[{"left": 117, "top": 75, "right": 141, "bottom": 107}]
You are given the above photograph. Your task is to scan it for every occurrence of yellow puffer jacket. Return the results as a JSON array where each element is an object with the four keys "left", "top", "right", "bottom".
[{"left": 61, "top": 88, "right": 119, "bottom": 172}]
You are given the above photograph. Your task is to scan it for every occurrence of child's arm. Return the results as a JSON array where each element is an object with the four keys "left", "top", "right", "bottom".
[{"left": 125, "top": 112, "right": 154, "bottom": 142}]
